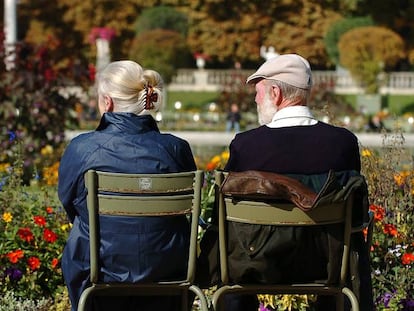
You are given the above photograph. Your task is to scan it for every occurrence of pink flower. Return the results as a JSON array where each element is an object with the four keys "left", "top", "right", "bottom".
[{"left": 89, "top": 27, "right": 116, "bottom": 43}]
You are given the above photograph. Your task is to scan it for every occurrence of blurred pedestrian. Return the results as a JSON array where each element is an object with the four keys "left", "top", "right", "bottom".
[{"left": 226, "top": 103, "right": 241, "bottom": 132}]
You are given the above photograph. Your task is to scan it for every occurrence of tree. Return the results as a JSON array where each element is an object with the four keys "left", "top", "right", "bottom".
[
  {"left": 363, "top": 0, "right": 414, "bottom": 66},
  {"left": 12, "top": 0, "right": 414, "bottom": 74},
  {"left": 134, "top": 5, "right": 188, "bottom": 36},
  {"left": 56, "top": 0, "right": 141, "bottom": 61},
  {"left": 261, "top": 0, "right": 342, "bottom": 68},
  {"left": 18, "top": 0, "right": 86, "bottom": 62},
  {"left": 184, "top": 0, "right": 345, "bottom": 68},
  {"left": 338, "top": 26, "right": 405, "bottom": 93},
  {"left": 324, "top": 16, "right": 374, "bottom": 66},
  {"left": 129, "top": 6, "right": 192, "bottom": 82},
  {"left": 129, "top": 29, "right": 192, "bottom": 83}
]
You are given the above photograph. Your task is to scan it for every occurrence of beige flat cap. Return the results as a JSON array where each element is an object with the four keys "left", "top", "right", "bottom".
[{"left": 246, "top": 54, "right": 312, "bottom": 90}]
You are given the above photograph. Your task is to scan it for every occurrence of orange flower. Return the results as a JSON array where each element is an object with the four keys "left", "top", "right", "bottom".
[
  {"left": 28, "top": 256, "right": 41, "bottom": 270},
  {"left": 363, "top": 227, "right": 368, "bottom": 239},
  {"left": 369, "top": 204, "right": 385, "bottom": 222},
  {"left": 6, "top": 249, "right": 24, "bottom": 263},
  {"left": 33, "top": 215, "right": 47, "bottom": 227},
  {"left": 17, "top": 227, "right": 34, "bottom": 243},
  {"left": 46, "top": 206, "right": 54, "bottom": 214},
  {"left": 401, "top": 252, "right": 414, "bottom": 265},
  {"left": 383, "top": 223, "right": 398, "bottom": 237},
  {"left": 394, "top": 171, "right": 410, "bottom": 186},
  {"left": 206, "top": 162, "right": 217, "bottom": 171},
  {"left": 43, "top": 228, "right": 57, "bottom": 243},
  {"left": 51, "top": 258, "right": 59, "bottom": 269},
  {"left": 42, "top": 161, "right": 60, "bottom": 186}
]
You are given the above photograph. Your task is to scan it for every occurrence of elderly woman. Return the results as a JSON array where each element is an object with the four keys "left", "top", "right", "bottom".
[{"left": 58, "top": 60, "right": 196, "bottom": 311}]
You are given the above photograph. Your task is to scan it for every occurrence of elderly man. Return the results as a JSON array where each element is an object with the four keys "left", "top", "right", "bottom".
[{"left": 198, "top": 54, "right": 373, "bottom": 310}]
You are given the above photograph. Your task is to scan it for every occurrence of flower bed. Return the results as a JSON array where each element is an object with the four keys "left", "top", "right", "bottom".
[{"left": 0, "top": 133, "right": 413, "bottom": 310}]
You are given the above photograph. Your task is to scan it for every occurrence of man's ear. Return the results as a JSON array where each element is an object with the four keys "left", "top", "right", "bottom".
[
  {"left": 104, "top": 96, "right": 114, "bottom": 112},
  {"left": 271, "top": 85, "right": 282, "bottom": 106}
]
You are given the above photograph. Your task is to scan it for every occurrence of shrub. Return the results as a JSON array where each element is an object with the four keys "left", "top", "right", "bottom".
[
  {"left": 324, "top": 16, "right": 374, "bottom": 66},
  {"left": 338, "top": 26, "right": 405, "bottom": 94},
  {"left": 0, "top": 35, "right": 92, "bottom": 183}
]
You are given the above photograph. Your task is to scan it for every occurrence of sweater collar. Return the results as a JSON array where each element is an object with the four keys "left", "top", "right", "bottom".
[{"left": 266, "top": 106, "right": 318, "bottom": 128}]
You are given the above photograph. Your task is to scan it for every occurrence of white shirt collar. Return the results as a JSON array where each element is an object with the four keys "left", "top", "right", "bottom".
[{"left": 266, "top": 106, "right": 318, "bottom": 128}]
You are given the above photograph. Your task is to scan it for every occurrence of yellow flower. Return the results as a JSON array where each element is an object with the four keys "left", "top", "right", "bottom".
[
  {"left": 2, "top": 212, "right": 13, "bottom": 223},
  {"left": 0, "top": 163, "right": 11, "bottom": 173},
  {"left": 40, "top": 145, "right": 54, "bottom": 156},
  {"left": 61, "top": 223, "right": 72, "bottom": 231},
  {"left": 211, "top": 155, "right": 221, "bottom": 165},
  {"left": 220, "top": 150, "right": 230, "bottom": 161},
  {"left": 361, "top": 149, "right": 372, "bottom": 157}
]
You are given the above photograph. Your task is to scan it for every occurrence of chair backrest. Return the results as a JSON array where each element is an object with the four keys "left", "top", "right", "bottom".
[
  {"left": 84, "top": 169, "right": 204, "bottom": 284},
  {"left": 215, "top": 170, "right": 354, "bottom": 286}
]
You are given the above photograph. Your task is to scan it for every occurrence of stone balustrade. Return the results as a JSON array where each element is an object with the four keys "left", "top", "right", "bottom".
[{"left": 168, "top": 69, "right": 414, "bottom": 94}]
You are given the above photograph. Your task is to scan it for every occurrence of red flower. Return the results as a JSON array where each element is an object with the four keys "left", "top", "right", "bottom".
[
  {"left": 6, "top": 249, "right": 24, "bottom": 263},
  {"left": 88, "top": 63, "right": 96, "bottom": 82},
  {"left": 193, "top": 52, "right": 211, "bottom": 60},
  {"left": 28, "top": 256, "right": 41, "bottom": 270},
  {"left": 383, "top": 223, "right": 398, "bottom": 237},
  {"left": 18, "top": 227, "right": 34, "bottom": 243},
  {"left": 33, "top": 215, "right": 47, "bottom": 227},
  {"left": 43, "top": 68, "right": 56, "bottom": 82},
  {"left": 46, "top": 206, "right": 54, "bottom": 214},
  {"left": 369, "top": 204, "right": 385, "bottom": 222},
  {"left": 401, "top": 253, "right": 414, "bottom": 265},
  {"left": 51, "top": 258, "right": 59, "bottom": 269},
  {"left": 43, "top": 228, "right": 57, "bottom": 243}
]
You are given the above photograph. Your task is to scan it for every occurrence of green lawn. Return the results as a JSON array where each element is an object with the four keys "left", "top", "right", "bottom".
[
  {"left": 166, "top": 91, "right": 220, "bottom": 111},
  {"left": 339, "top": 94, "right": 414, "bottom": 115}
]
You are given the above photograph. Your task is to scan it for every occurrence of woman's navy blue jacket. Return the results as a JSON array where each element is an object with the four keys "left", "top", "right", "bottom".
[{"left": 58, "top": 113, "right": 196, "bottom": 310}]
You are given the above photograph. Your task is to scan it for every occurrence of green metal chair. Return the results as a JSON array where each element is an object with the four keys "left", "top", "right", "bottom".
[
  {"left": 211, "top": 171, "right": 366, "bottom": 311},
  {"left": 77, "top": 170, "right": 208, "bottom": 311}
]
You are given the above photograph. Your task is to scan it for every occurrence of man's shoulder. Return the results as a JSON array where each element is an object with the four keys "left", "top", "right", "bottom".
[
  {"left": 233, "top": 125, "right": 268, "bottom": 140},
  {"left": 317, "top": 121, "right": 357, "bottom": 137}
]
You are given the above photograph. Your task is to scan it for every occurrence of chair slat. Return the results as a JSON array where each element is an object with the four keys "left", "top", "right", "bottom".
[
  {"left": 98, "top": 194, "right": 194, "bottom": 216},
  {"left": 224, "top": 198, "right": 346, "bottom": 225},
  {"left": 96, "top": 171, "right": 194, "bottom": 193}
]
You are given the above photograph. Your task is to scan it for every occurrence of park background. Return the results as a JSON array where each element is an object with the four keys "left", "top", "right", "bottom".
[{"left": 0, "top": 0, "right": 413, "bottom": 310}]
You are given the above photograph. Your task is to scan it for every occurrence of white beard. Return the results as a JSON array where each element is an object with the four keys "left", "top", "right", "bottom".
[{"left": 257, "top": 94, "right": 277, "bottom": 125}]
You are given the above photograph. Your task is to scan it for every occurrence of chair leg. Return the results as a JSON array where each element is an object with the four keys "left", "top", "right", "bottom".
[
  {"left": 77, "top": 286, "right": 95, "bottom": 311},
  {"left": 211, "top": 285, "right": 233, "bottom": 311},
  {"left": 189, "top": 285, "right": 210, "bottom": 311},
  {"left": 342, "top": 287, "right": 359, "bottom": 311}
]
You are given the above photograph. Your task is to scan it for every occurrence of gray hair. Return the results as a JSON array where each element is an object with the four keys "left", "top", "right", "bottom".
[
  {"left": 266, "top": 79, "right": 310, "bottom": 105},
  {"left": 97, "top": 60, "right": 163, "bottom": 115}
]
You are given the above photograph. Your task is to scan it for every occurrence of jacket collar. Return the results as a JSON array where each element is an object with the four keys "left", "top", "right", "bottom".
[{"left": 96, "top": 113, "right": 159, "bottom": 134}]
